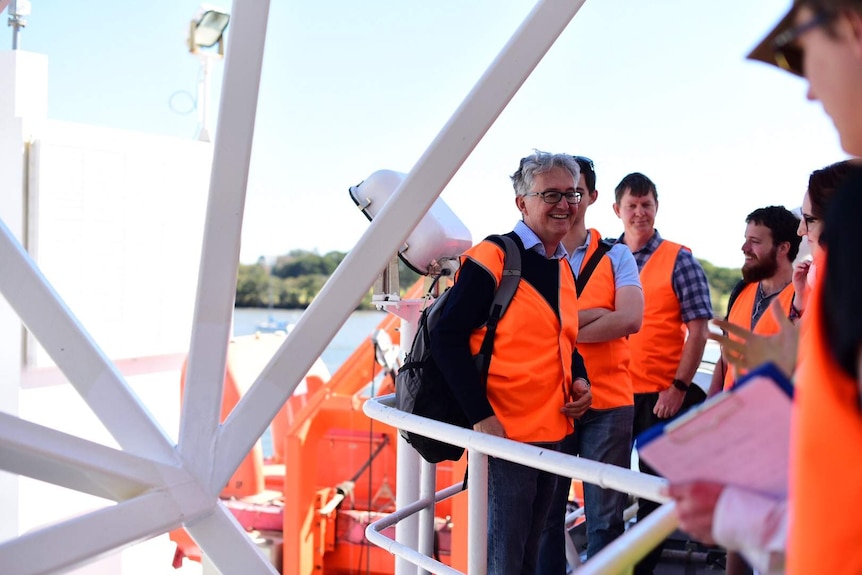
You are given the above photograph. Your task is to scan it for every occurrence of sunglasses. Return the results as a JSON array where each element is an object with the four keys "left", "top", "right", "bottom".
[{"left": 772, "top": 12, "right": 832, "bottom": 75}]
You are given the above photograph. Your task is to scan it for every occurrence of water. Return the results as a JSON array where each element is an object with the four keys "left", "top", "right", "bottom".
[
  {"left": 232, "top": 307, "right": 389, "bottom": 375},
  {"left": 232, "top": 308, "right": 388, "bottom": 459}
]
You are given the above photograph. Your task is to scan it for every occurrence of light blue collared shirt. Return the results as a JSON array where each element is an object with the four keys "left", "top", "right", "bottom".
[
  {"left": 567, "top": 229, "right": 641, "bottom": 289},
  {"left": 513, "top": 220, "right": 568, "bottom": 260}
]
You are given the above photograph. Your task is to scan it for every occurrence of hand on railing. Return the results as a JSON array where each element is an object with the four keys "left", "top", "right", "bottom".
[{"left": 473, "top": 414, "right": 506, "bottom": 437}]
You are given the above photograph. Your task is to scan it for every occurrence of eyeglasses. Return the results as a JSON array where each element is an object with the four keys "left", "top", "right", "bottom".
[
  {"left": 524, "top": 190, "right": 582, "bottom": 205},
  {"left": 772, "top": 12, "right": 832, "bottom": 75},
  {"left": 801, "top": 213, "right": 819, "bottom": 232},
  {"left": 572, "top": 155, "right": 595, "bottom": 173}
]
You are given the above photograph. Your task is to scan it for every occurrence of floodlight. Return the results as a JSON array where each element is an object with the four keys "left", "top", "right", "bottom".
[
  {"left": 349, "top": 170, "right": 473, "bottom": 276},
  {"left": 187, "top": 5, "right": 230, "bottom": 142},
  {"left": 188, "top": 6, "right": 230, "bottom": 55}
]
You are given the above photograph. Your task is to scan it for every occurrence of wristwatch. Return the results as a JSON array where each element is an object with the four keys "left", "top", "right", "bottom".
[
  {"left": 672, "top": 378, "right": 690, "bottom": 391},
  {"left": 790, "top": 301, "right": 803, "bottom": 319}
]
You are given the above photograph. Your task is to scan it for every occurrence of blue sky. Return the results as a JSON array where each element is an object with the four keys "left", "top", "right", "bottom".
[{"left": 10, "top": 0, "right": 847, "bottom": 268}]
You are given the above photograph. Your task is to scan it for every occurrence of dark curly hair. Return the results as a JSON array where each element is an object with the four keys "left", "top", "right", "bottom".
[{"left": 746, "top": 206, "right": 802, "bottom": 262}]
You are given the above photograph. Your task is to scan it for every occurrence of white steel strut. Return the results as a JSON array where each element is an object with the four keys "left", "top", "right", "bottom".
[{"left": 0, "top": 0, "right": 589, "bottom": 573}]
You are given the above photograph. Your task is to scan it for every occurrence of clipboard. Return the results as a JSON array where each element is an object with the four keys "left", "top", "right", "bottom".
[{"left": 637, "top": 363, "right": 793, "bottom": 498}]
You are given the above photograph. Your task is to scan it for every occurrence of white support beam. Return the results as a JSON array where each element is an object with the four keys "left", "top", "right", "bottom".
[
  {"left": 417, "top": 458, "right": 437, "bottom": 573},
  {"left": 179, "top": 0, "right": 271, "bottom": 486},
  {"left": 0, "top": 486, "right": 215, "bottom": 575},
  {"left": 395, "top": 434, "right": 422, "bottom": 575},
  {"left": 213, "top": 0, "right": 588, "bottom": 491},
  {"left": 186, "top": 503, "right": 279, "bottom": 575},
  {"left": 467, "top": 450, "right": 488, "bottom": 575},
  {"left": 0, "top": 412, "right": 189, "bottom": 501},
  {"left": 0, "top": 49, "right": 40, "bottom": 547},
  {"left": 0, "top": 218, "right": 178, "bottom": 465}
]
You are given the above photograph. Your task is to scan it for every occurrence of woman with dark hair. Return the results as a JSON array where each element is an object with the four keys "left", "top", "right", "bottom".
[
  {"left": 667, "top": 0, "right": 862, "bottom": 570},
  {"left": 791, "top": 160, "right": 855, "bottom": 316},
  {"left": 660, "top": 160, "right": 856, "bottom": 574}
]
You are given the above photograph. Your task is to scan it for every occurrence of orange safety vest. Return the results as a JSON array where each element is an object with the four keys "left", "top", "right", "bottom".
[
  {"left": 577, "top": 229, "right": 633, "bottom": 410},
  {"left": 723, "top": 282, "right": 795, "bottom": 390},
  {"left": 461, "top": 239, "right": 579, "bottom": 443},
  {"left": 628, "top": 240, "right": 685, "bottom": 394},
  {"left": 789, "top": 256, "right": 862, "bottom": 574}
]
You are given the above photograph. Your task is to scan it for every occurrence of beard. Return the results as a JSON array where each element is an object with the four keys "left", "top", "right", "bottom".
[{"left": 742, "top": 248, "right": 779, "bottom": 283}]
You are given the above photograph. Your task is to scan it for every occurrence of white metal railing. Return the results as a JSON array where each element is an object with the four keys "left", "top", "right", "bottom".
[
  {"left": 363, "top": 394, "right": 680, "bottom": 575},
  {"left": 366, "top": 482, "right": 465, "bottom": 575}
]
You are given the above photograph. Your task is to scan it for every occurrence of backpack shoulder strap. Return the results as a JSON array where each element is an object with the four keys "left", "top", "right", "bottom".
[
  {"left": 491, "top": 234, "right": 521, "bottom": 319},
  {"left": 726, "top": 278, "right": 748, "bottom": 319},
  {"left": 575, "top": 239, "right": 611, "bottom": 297},
  {"left": 475, "top": 234, "right": 523, "bottom": 384},
  {"left": 480, "top": 234, "right": 522, "bottom": 321}
]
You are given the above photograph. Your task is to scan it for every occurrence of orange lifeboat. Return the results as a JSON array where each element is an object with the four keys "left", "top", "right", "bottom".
[{"left": 170, "top": 279, "right": 466, "bottom": 574}]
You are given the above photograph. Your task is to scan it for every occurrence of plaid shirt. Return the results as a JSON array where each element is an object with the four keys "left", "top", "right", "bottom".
[{"left": 616, "top": 230, "right": 713, "bottom": 323}]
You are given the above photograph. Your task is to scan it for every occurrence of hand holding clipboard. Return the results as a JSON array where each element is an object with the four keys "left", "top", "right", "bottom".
[{"left": 637, "top": 363, "right": 793, "bottom": 498}]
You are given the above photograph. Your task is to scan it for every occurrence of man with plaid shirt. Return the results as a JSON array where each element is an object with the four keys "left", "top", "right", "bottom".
[{"left": 612, "top": 172, "right": 713, "bottom": 575}]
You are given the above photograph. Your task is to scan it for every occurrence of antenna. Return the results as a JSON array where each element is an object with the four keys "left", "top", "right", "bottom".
[{"left": 6, "top": 0, "right": 30, "bottom": 50}]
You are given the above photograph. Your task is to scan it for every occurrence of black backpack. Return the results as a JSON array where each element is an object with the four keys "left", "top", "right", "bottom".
[{"left": 394, "top": 235, "right": 521, "bottom": 463}]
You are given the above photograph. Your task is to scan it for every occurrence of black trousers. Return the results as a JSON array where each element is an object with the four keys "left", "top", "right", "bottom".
[{"left": 631, "top": 385, "right": 706, "bottom": 574}]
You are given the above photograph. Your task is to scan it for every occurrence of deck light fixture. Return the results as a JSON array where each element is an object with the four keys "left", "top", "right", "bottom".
[
  {"left": 189, "top": 6, "right": 230, "bottom": 55},
  {"left": 188, "top": 5, "right": 230, "bottom": 142}
]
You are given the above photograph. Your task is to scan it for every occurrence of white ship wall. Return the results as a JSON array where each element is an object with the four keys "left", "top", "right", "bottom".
[
  {"left": 1, "top": 50, "right": 212, "bottom": 573},
  {"left": 25, "top": 122, "right": 212, "bottom": 367}
]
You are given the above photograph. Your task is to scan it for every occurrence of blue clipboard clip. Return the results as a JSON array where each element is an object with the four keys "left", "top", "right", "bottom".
[{"left": 732, "top": 361, "right": 794, "bottom": 398}]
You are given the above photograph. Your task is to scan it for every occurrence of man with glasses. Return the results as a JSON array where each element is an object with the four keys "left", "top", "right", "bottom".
[
  {"left": 537, "top": 156, "right": 643, "bottom": 571},
  {"left": 612, "top": 172, "right": 713, "bottom": 575},
  {"left": 431, "top": 150, "right": 592, "bottom": 574},
  {"left": 665, "top": 2, "right": 862, "bottom": 574},
  {"left": 707, "top": 206, "right": 801, "bottom": 397}
]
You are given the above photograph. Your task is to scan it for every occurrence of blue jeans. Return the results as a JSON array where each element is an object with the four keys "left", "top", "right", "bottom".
[
  {"left": 488, "top": 442, "right": 560, "bottom": 575},
  {"left": 537, "top": 406, "right": 634, "bottom": 573}
]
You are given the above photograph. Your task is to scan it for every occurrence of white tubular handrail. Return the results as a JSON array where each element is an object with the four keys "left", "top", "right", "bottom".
[
  {"left": 575, "top": 502, "right": 679, "bottom": 575},
  {"left": 365, "top": 482, "right": 465, "bottom": 575},
  {"left": 363, "top": 394, "right": 679, "bottom": 574}
]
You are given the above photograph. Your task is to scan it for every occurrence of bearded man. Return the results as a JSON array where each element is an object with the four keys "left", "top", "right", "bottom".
[{"left": 707, "top": 205, "right": 802, "bottom": 396}]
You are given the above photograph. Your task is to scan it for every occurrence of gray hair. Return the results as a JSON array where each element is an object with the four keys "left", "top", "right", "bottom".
[{"left": 510, "top": 150, "right": 581, "bottom": 196}]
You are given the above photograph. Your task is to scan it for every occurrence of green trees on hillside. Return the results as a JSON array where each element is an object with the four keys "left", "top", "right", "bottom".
[
  {"left": 236, "top": 250, "right": 421, "bottom": 309},
  {"left": 235, "top": 261, "right": 272, "bottom": 307},
  {"left": 236, "top": 250, "right": 740, "bottom": 315},
  {"left": 271, "top": 250, "right": 342, "bottom": 278},
  {"left": 698, "top": 258, "right": 742, "bottom": 316}
]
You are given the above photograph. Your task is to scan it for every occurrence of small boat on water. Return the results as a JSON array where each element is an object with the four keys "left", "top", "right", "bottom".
[{"left": 254, "top": 314, "right": 291, "bottom": 333}]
